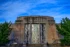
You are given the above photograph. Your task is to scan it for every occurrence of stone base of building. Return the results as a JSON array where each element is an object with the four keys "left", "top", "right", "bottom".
[{"left": 10, "top": 44, "right": 48, "bottom": 47}]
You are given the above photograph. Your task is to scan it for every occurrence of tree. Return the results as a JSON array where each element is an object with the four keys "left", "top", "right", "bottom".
[
  {"left": 56, "top": 17, "right": 70, "bottom": 45},
  {"left": 0, "top": 22, "right": 11, "bottom": 46}
]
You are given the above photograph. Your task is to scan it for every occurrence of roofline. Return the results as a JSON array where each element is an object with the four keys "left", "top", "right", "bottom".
[{"left": 17, "top": 15, "right": 54, "bottom": 19}]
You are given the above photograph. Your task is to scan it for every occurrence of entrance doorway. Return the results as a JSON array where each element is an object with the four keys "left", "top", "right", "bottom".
[{"left": 24, "top": 24, "right": 45, "bottom": 44}]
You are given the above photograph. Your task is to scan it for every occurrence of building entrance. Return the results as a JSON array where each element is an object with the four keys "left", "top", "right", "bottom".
[{"left": 24, "top": 24, "right": 45, "bottom": 44}]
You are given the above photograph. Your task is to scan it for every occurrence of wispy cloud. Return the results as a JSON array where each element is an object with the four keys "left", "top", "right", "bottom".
[
  {"left": 0, "top": 0, "right": 70, "bottom": 23},
  {"left": 0, "top": 1, "right": 31, "bottom": 22}
]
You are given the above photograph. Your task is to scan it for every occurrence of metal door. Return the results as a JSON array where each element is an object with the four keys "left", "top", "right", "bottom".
[
  {"left": 24, "top": 24, "right": 45, "bottom": 44},
  {"left": 32, "top": 24, "right": 40, "bottom": 44}
]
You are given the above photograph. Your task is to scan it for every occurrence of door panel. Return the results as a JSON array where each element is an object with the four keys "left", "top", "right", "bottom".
[
  {"left": 24, "top": 24, "right": 31, "bottom": 44},
  {"left": 32, "top": 24, "right": 40, "bottom": 44}
]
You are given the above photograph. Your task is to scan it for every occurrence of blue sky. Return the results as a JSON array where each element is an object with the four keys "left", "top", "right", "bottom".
[{"left": 0, "top": 0, "right": 70, "bottom": 23}]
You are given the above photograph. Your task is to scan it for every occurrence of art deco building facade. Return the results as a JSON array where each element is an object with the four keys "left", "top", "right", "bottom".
[{"left": 10, "top": 16, "right": 59, "bottom": 46}]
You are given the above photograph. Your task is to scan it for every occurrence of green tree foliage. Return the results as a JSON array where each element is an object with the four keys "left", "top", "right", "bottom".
[
  {"left": 56, "top": 17, "right": 70, "bottom": 45},
  {"left": 0, "top": 22, "right": 11, "bottom": 45}
]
